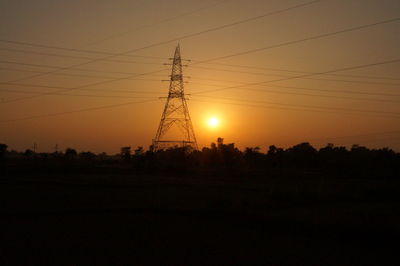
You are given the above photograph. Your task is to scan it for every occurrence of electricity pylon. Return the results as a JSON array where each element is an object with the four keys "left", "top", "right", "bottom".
[{"left": 152, "top": 44, "right": 198, "bottom": 151}]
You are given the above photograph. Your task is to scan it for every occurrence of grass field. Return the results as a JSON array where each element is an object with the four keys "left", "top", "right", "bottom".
[{"left": 1, "top": 172, "right": 399, "bottom": 265}]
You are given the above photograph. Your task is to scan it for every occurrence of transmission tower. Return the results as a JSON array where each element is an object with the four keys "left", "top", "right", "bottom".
[{"left": 152, "top": 44, "right": 198, "bottom": 151}]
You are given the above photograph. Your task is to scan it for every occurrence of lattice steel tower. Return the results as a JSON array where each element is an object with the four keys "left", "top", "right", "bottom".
[{"left": 152, "top": 44, "right": 198, "bottom": 151}]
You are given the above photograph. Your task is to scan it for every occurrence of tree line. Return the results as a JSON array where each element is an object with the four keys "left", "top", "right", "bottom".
[{"left": 1, "top": 138, "right": 399, "bottom": 178}]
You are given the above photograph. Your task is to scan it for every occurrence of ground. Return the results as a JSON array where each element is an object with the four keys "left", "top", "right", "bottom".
[{"left": 1, "top": 173, "right": 399, "bottom": 265}]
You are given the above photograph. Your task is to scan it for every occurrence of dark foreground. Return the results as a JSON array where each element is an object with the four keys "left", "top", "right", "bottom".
[{"left": 1, "top": 173, "right": 399, "bottom": 265}]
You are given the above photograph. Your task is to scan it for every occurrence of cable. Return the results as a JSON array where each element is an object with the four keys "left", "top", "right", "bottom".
[
  {"left": 0, "top": 68, "right": 169, "bottom": 104},
  {"left": 0, "top": 60, "right": 167, "bottom": 76},
  {"left": 189, "top": 65, "right": 400, "bottom": 86},
  {"left": 88, "top": 0, "right": 234, "bottom": 45},
  {"left": 0, "top": 47, "right": 163, "bottom": 65},
  {"left": 190, "top": 60, "right": 400, "bottom": 81},
  {"left": 188, "top": 82, "right": 400, "bottom": 103},
  {"left": 3, "top": 57, "right": 398, "bottom": 87},
  {"left": 0, "top": 89, "right": 161, "bottom": 99},
  {"left": 0, "top": 99, "right": 160, "bottom": 123},
  {"left": 192, "top": 17, "right": 400, "bottom": 64},
  {"left": 0, "top": 82, "right": 164, "bottom": 95},
  {"left": 308, "top": 130, "right": 400, "bottom": 141},
  {"left": 192, "top": 94, "right": 400, "bottom": 116},
  {"left": 4, "top": 0, "right": 322, "bottom": 83},
  {"left": 0, "top": 66, "right": 165, "bottom": 81},
  {"left": 189, "top": 98, "right": 400, "bottom": 119},
  {"left": 192, "top": 59, "right": 400, "bottom": 95},
  {"left": 2, "top": 46, "right": 399, "bottom": 83}
]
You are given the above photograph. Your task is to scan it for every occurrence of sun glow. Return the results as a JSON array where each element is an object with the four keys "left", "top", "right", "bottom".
[{"left": 207, "top": 117, "right": 219, "bottom": 128}]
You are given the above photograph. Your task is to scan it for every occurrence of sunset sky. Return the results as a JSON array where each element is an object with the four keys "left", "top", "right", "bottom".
[{"left": 0, "top": 0, "right": 399, "bottom": 153}]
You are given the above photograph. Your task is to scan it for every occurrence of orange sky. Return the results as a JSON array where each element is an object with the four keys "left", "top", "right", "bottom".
[{"left": 0, "top": 0, "right": 399, "bottom": 153}]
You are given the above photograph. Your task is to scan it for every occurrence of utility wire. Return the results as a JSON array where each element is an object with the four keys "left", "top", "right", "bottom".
[
  {"left": 88, "top": 0, "right": 234, "bottom": 45},
  {"left": 2, "top": 57, "right": 398, "bottom": 86},
  {"left": 0, "top": 82, "right": 164, "bottom": 95},
  {"left": 4, "top": 0, "right": 322, "bottom": 83},
  {"left": 0, "top": 68, "right": 169, "bottom": 104},
  {"left": 1, "top": 79, "right": 398, "bottom": 104},
  {"left": 192, "top": 94, "right": 400, "bottom": 116},
  {"left": 189, "top": 65, "right": 400, "bottom": 86},
  {"left": 190, "top": 98, "right": 400, "bottom": 120},
  {"left": 0, "top": 66, "right": 165, "bottom": 81},
  {"left": 0, "top": 60, "right": 166, "bottom": 76},
  {"left": 0, "top": 99, "right": 160, "bottom": 123},
  {"left": 0, "top": 47, "right": 163, "bottom": 65},
  {"left": 190, "top": 60, "right": 400, "bottom": 81},
  {"left": 2, "top": 42, "right": 399, "bottom": 82},
  {"left": 192, "top": 59, "right": 400, "bottom": 95},
  {"left": 192, "top": 17, "right": 400, "bottom": 64}
]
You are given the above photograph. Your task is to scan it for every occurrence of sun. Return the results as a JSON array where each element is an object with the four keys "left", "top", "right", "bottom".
[{"left": 207, "top": 117, "right": 219, "bottom": 128}]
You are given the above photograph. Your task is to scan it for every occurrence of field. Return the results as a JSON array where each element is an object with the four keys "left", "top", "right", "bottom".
[{"left": 1, "top": 171, "right": 399, "bottom": 265}]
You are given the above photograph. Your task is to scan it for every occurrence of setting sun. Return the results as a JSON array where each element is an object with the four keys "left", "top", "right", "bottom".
[{"left": 207, "top": 117, "right": 219, "bottom": 128}]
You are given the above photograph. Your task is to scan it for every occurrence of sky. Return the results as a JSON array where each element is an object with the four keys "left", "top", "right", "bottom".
[{"left": 0, "top": 0, "right": 399, "bottom": 153}]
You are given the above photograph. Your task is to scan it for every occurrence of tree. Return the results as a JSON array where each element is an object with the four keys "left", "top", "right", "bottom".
[
  {"left": 65, "top": 148, "right": 77, "bottom": 159},
  {"left": 0, "top": 143, "right": 8, "bottom": 159},
  {"left": 120, "top": 146, "right": 131, "bottom": 161}
]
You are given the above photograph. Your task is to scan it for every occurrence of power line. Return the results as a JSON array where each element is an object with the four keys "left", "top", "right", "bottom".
[
  {"left": 192, "top": 59, "right": 400, "bottom": 95},
  {"left": 2, "top": 42, "right": 398, "bottom": 83},
  {"left": 0, "top": 82, "right": 164, "bottom": 95},
  {"left": 192, "top": 17, "right": 400, "bottom": 63},
  {"left": 192, "top": 94, "right": 400, "bottom": 116},
  {"left": 0, "top": 40, "right": 165, "bottom": 60},
  {"left": 189, "top": 65, "right": 400, "bottom": 86},
  {"left": 0, "top": 47, "right": 163, "bottom": 65},
  {"left": 189, "top": 98, "right": 400, "bottom": 120},
  {"left": 190, "top": 60, "right": 400, "bottom": 82},
  {"left": 0, "top": 99, "right": 160, "bottom": 123},
  {"left": 88, "top": 0, "right": 234, "bottom": 45},
  {"left": 0, "top": 68, "right": 169, "bottom": 104},
  {"left": 0, "top": 66, "right": 165, "bottom": 81},
  {"left": 3, "top": 56, "right": 398, "bottom": 87},
  {"left": 186, "top": 76, "right": 400, "bottom": 98},
  {"left": 0, "top": 88, "right": 160, "bottom": 99},
  {"left": 188, "top": 82, "right": 400, "bottom": 103},
  {"left": 308, "top": 130, "right": 400, "bottom": 141},
  {"left": 0, "top": 60, "right": 167, "bottom": 76},
  {"left": 1, "top": 78, "right": 398, "bottom": 104},
  {"left": 0, "top": 67, "right": 165, "bottom": 81},
  {"left": 4, "top": 0, "right": 322, "bottom": 83}
]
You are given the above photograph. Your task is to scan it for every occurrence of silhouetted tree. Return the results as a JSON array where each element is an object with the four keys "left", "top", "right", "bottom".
[
  {"left": 0, "top": 143, "right": 7, "bottom": 159},
  {"left": 79, "top": 151, "right": 96, "bottom": 160},
  {"left": 24, "top": 149, "right": 34, "bottom": 158},
  {"left": 65, "top": 148, "right": 77, "bottom": 160},
  {"left": 120, "top": 146, "right": 131, "bottom": 161}
]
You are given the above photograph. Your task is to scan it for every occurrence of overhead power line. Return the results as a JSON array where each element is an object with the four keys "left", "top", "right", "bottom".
[
  {"left": 0, "top": 47, "right": 163, "bottom": 65},
  {"left": 0, "top": 68, "right": 169, "bottom": 104},
  {"left": 189, "top": 65, "right": 400, "bottom": 86},
  {"left": 0, "top": 82, "right": 164, "bottom": 95},
  {"left": 190, "top": 98, "right": 400, "bottom": 120},
  {"left": 4, "top": 0, "right": 322, "bottom": 83},
  {"left": 188, "top": 81, "right": 400, "bottom": 103},
  {"left": 0, "top": 99, "right": 160, "bottom": 123},
  {"left": 0, "top": 60, "right": 167, "bottom": 76},
  {"left": 190, "top": 60, "right": 400, "bottom": 82},
  {"left": 192, "top": 94, "right": 400, "bottom": 116},
  {"left": 88, "top": 0, "right": 234, "bottom": 45},
  {"left": 1, "top": 78, "right": 398, "bottom": 104},
  {"left": 192, "top": 59, "right": 400, "bottom": 95},
  {"left": 0, "top": 66, "right": 165, "bottom": 81},
  {"left": 192, "top": 17, "right": 400, "bottom": 64},
  {"left": 2, "top": 55, "right": 398, "bottom": 86}
]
